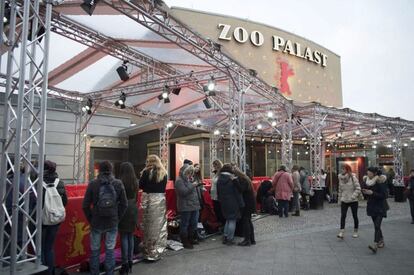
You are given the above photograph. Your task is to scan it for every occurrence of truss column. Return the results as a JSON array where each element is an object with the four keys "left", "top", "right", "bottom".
[
  {"left": 309, "top": 128, "right": 322, "bottom": 188},
  {"left": 159, "top": 125, "right": 169, "bottom": 170},
  {"left": 229, "top": 81, "right": 240, "bottom": 167},
  {"left": 281, "top": 114, "right": 293, "bottom": 171},
  {"left": 209, "top": 133, "right": 219, "bottom": 179},
  {"left": 0, "top": 0, "right": 53, "bottom": 273},
  {"left": 238, "top": 74, "right": 246, "bottom": 173},
  {"left": 72, "top": 105, "right": 88, "bottom": 184},
  {"left": 392, "top": 131, "right": 404, "bottom": 186}
]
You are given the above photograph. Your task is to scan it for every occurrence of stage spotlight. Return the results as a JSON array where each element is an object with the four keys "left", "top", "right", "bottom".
[
  {"left": 207, "top": 77, "right": 215, "bottom": 91},
  {"left": 83, "top": 98, "right": 93, "bottom": 115},
  {"left": 3, "top": 2, "right": 11, "bottom": 26},
  {"left": 230, "top": 129, "right": 236, "bottom": 135},
  {"left": 203, "top": 98, "right": 212, "bottom": 109},
  {"left": 373, "top": 140, "right": 378, "bottom": 145},
  {"left": 193, "top": 119, "right": 201, "bottom": 127},
  {"left": 214, "top": 130, "right": 220, "bottom": 136},
  {"left": 301, "top": 137, "right": 307, "bottom": 141},
  {"left": 203, "top": 85, "right": 216, "bottom": 96},
  {"left": 372, "top": 145, "right": 377, "bottom": 149},
  {"left": 80, "top": 0, "right": 100, "bottom": 16},
  {"left": 116, "top": 61, "right": 129, "bottom": 81},
  {"left": 257, "top": 123, "right": 263, "bottom": 130},
  {"left": 267, "top": 111, "right": 273, "bottom": 118},
  {"left": 271, "top": 121, "right": 277, "bottom": 127},
  {"left": 355, "top": 130, "right": 361, "bottom": 136},
  {"left": 371, "top": 127, "right": 378, "bottom": 135},
  {"left": 172, "top": 87, "right": 181, "bottom": 95},
  {"left": 114, "top": 92, "right": 126, "bottom": 109},
  {"left": 164, "top": 97, "right": 170, "bottom": 104},
  {"left": 404, "top": 143, "right": 408, "bottom": 147},
  {"left": 159, "top": 86, "right": 170, "bottom": 102},
  {"left": 166, "top": 122, "right": 173, "bottom": 128},
  {"left": 392, "top": 139, "right": 396, "bottom": 143}
]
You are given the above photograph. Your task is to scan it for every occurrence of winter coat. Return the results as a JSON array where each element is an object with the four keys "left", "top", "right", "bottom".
[
  {"left": 364, "top": 175, "right": 388, "bottom": 217},
  {"left": 338, "top": 173, "right": 361, "bottom": 203},
  {"left": 300, "top": 170, "right": 311, "bottom": 194},
  {"left": 236, "top": 176, "right": 256, "bottom": 215},
  {"left": 271, "top": 171, "right": 294, "bottom": 201},
  {"left": 118, "top": 181, "right": 139, "bottom": 233},
  {"left": 82, "top": 173, "right": 128, "bottom": 230},
  {"left": 217, "top": 172, "right": 244, "bottom": 220},
  {"left": 292, "top": 171, "right": 302, "bottom": 193},
  {"left": 174, "top": 170, "right": 200, "bottom": 212},
  {"left": 407, "top": 176, "right": 414, "bottom": 200}
]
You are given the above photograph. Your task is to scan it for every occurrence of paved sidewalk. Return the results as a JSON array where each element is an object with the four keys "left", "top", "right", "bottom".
[{"left": 129, "top": 201, "right": 413, "bottom": 275}]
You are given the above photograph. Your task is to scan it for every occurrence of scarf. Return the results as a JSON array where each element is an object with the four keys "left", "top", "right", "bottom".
[{"left": 365, "top": 175, "right": 378, "bottom": 187}]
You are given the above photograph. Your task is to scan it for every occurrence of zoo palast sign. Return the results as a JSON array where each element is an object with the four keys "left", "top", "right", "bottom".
[{"left": 218, "top": 23, "right": 328, "bottom": 67}]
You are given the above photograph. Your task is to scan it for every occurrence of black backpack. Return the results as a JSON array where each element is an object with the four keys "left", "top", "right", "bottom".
[{"left": 96, "top": 180, "right": 117, "bottom": 217}]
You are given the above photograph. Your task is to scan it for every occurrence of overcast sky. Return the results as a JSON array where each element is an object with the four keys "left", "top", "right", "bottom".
[{"left": 166, "top": 0, "right": 414, "bottom": 120}]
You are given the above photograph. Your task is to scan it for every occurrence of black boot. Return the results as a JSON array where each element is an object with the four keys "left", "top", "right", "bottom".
[
  {"left": 237, "top": 239, "right": 251, "bottom": 246},
  {"left": 119, "top": 263, "right": 129, "bottom": 275},
  {"left": 292, "top": 210, "right": 300, "bottom": 216},
  {"left": 188, "top": 230, "right": 199, "bottom": 245},
  {"left": 180, "top": 233, "right": 194, "bottom": 249},
  {"left": 128, "top": 261, "right": 133, "bottom": 273}
]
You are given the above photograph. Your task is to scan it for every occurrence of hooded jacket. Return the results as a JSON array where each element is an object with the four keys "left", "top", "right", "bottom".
[
  {"left": 174, "top": 167, "right": 200, "bottom": 212},
  {"left": 363, "top": 175, "right": 388, "bottom": 217},
  {"left": 82, "top": 173, "right": 128, "bottom": 230},
  {"left": 217, "top": 172, "right": 244, "bottom": 220},
  {"left": 338, "top": 173, "right": 361, "bottom": 203}
]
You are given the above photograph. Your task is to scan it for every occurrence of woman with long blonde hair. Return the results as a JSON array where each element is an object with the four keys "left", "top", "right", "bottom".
[{"left": 139, "top": 155, "right": 168, "bottom": 261}]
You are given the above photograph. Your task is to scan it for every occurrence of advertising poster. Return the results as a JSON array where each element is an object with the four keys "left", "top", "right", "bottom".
[{"left": 174, "top": 144, "right": 200, "bottom": 178}]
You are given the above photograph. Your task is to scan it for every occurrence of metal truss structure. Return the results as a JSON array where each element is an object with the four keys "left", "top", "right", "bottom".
[
  {"left": 2, "top": 0, "right": 414, "bottom": 270},
  {"left": 209, "top": 132, "right": 220, "bottom": 178},
  {"left": 159, "top": 124, "right": 169, "bottom": 168},
  {"left": 0, "top": 0, "right": 53, "bottom": 273},
  {"left": 392, "top": 127, "right": 405, "bottom": 186}
]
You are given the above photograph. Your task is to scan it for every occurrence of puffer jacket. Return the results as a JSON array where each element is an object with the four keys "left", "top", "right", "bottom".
[
  {"left": 364, "top": 175, "right": 388, "bottom": 217},
  {"left": 338, "top": 173, "right": 361, "bottom": 203},
  {"left": 174, "top": 168, "right": 200, "bottom": 212}
]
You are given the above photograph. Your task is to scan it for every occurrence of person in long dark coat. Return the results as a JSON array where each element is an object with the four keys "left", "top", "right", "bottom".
[
  {"left": 217, "top": 164, "right": 244, "bottom": 245},
  {"left": 233, "top": 167, "right": 256, "bottom": 246},
  {"left": 362, "top": 167, "right": 388, "bottom": 254},
  {"left": 118, "top": 162, "right": 139, "bottom": 274}
]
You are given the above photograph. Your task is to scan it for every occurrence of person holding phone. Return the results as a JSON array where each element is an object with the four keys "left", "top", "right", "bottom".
[{"left": 362, "top": 167, "right": 388, "bottom": 253}]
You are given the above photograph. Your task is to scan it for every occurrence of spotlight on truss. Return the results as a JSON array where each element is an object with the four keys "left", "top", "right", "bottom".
[
  {"left": 203, "top": 98, "right": 212, "bottom": 109},
  {"left": 116, "top": 61, "right": 129, "bottom": 81},
  {"left": 114, "top": 92, "right": 126, "bottom": 109},
  {"left": 172, "top": 87, "right": 181, "bottom": 95},
  {"left": 80, "top": 0, "right": 100, "bottom": 16}
]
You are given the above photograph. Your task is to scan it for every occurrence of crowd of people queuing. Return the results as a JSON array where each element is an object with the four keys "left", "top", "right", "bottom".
[{"left": 6, "top": 155, "right": 414, "bottom": 275}]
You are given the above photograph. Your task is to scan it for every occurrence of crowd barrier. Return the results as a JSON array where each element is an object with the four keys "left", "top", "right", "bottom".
[{"left": 55, "top": 177, "right": 269, "bottom": 268}]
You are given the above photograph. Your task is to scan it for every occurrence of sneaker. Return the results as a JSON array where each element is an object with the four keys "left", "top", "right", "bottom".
[
  {"left": 226, "top": 239, "right": 235, "bottom": 246},
  {"left": 377, "top": 241, "right": 385, "bottom": 248},
  {"left": 368, "top": 243, "right": 378, "bottom": 254},
  {"left": 352, "top": 230, "right": 359, "bottom": 238},
  {"left": 337, "top": 230, "right": 344, "bottom": 239}
]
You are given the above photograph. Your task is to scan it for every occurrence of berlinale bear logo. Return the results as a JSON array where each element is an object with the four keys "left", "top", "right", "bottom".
[{"left": 277, "top": 59, "right": 294, "bottom": 96}]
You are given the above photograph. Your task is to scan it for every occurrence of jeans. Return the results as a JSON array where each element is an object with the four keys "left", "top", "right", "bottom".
[
  {"left": 90, "top": 227, "right": 118, "bottom": 275},
  {"left": 409, "top": 199, "right": 414, "bottom": 222},
  {"left": 340, "top": 201, "right": 359, "bottom": 229},
  {"left": 41, "top": 224, "right": 60, "bottom": 275},
  {"left": 223, "top": 219, "right": 236, "bottom": 240},
  {"left": 278, "top": 200, "right": 289, "bottom": 217},
  {"left": 292, "top": 192, "right": 300, "bottom": 212},
  {"left": 371, "top": 216, "right": 384, "bottom": 243},
  {"left": 120, "top": 232, "right": 134, "bottom": 264},
  {"left": 179, "top": 210, "right": 199, "bottom": 235},
  {"left": 241, "top": 212, "right": 255, "bottom": 242}
]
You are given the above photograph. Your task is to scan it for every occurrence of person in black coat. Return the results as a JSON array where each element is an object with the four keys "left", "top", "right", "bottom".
[
  {"left": 407, "top": 169, "right": 414, "bottom": 224},
  {"left": 217, "top": 164, "right": 244, "bottom": 245},
  {"left": 362, "top": 167, "right": 388, "bottom": 253},
  {"left": 233, "top": 167, "right": 256, "bottom": 246}
]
